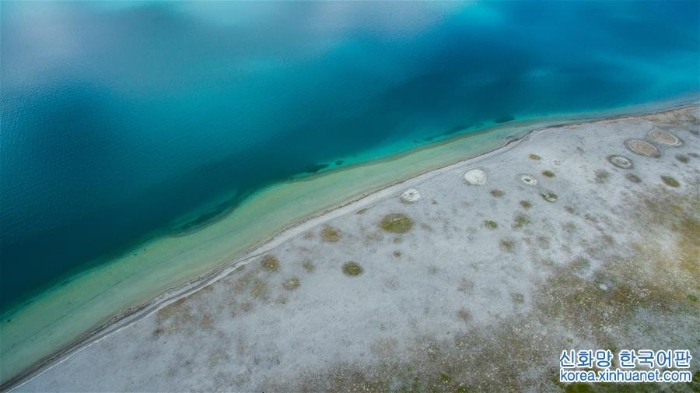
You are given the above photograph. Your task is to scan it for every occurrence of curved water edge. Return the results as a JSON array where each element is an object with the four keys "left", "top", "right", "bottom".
[{"left": 1, "top": 96, "right": 698, "bottom": 388}]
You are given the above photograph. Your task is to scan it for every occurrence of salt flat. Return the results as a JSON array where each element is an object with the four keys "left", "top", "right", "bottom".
[{"left": 15, "top": 107, "right": 699, "bottom": 392}]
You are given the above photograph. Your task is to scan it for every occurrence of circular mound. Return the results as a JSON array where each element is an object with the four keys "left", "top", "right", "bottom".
[
  {"left": 624, "top": 139, "right": 660, "bottom": 158},
  {"left": 342, "top": 262, "right": 363, "bottom": 276},
  {"left": 261, "top": 255, "right": 280, "bottom": 272},
  {"left": 607, "top": 155, "right": 634, "bottom": 169},
  {"left": 283, "top": 277, "right": 300, "bottom": 290},
  {"left": 379, "top": 213, "right": 414, "bottom": 233},
  {"left": 541, "top": 190, "right": 558, "bottom": 203},
  {"left": 520, "top": 174, "right": 538, "bottom": 186},
  {"left": 649, "top": 129, "right": 682, "bottom": 147},
  {"left": 464, "top": 169, "right": 487, "bottom": 186},
  {"left": 400, "top": 188, "right": 421, "bottom": 203}
]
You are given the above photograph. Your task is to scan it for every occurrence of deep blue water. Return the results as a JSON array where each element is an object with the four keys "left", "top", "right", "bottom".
[{"left": 1, "top": 1, "right": 699, "bottom": 311}]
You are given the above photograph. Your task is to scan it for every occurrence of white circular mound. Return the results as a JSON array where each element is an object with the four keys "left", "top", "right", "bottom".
[
  {"left": 520, "top": 174, "right": 538, "bottom": 186},
  {"left": 625, "top": 139, "right": 660, "bottom": 158},
  {"left": 400, "top": 188, "right": 421, "bottom": 203},
  {"left": 649, "top": 129, "right": 683, "bottom": 147},
  {"left": 541, "top": 190, "right": 558, "bottom": 203},
  {"left": 464, "top": 169, "right": 487, "bottom": 186},
  {"left": 607, "top": 155, "right": 633, "bottom": 169}
]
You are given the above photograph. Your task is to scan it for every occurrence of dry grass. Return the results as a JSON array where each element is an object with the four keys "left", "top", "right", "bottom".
[
  {"left": 260, "top": 255, "right": 280, "bottom": 272},
  {"left": 511, "top": 293, "right": 525, "bottom": 304},
  {"left": 457, "top": 308, "right": 471, "bottom": 322},
  {"left": 293, "top": 315, "right": 555, "bottom": 393},
  {"left": 342, "top": 262, "right": 364, "bottom": 276},
  {"left": 302, "top": 260, "right": 316, "bottom": 272},
  {"left": 250, "top": 278, "right": 269, "bottom": 300},
  {"left": 499, "top": 238, "right": 516, "bottom": 253},
  {"left": 661, "top": 175, "right": 680, "bottom": 187},
  {"left": 594, "top": 169, "right": 609, "bottom": 184},
  {"left": 484, "top": 220, "right": 498, "bottom": 230},
  {"left": 321, "top": 226, "right": 342, "bottom": 242},
  {"left": 379, "top": 213, "right": 414, "bottom": 234},
  {"left": 537, "top": 236, "right": 550, "bottom": 250},
  {"left": 675, "top": 154, "right": 689, "bottom": 164},
  {"left": 512, "top": 214, "right": 531, "bottom": 230},
  {"left": 283, "top": 277, "right": 300, "bottom": 291},
  {"left": 625, "top": 173, "right": 642, "bottom": 183},
  {"left": 156, "top": 298, "right": 188, "bottom": 321}
]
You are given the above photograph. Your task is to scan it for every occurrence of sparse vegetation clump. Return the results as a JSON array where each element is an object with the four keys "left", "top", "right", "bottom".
[
  {"left": 542, "top": 170, "right": 555, "bottom": 178},
  {"left": 457, "top": 308, "right": 471, "bottom": 321},
  {"left": 529, "top": 154, "right": 541, "bottom": 160},
  {"left": 625, "top": 173, "right": 642, "bottom": 183},
  {"left": 302, "top": 260, "right": 316, "bottom": 272},
  {"left": 490, "top": 189, "right": 505, "bottom": 197},
  {"left": 342, "top": 262, "right": 364, "bottom": 276},
  {"left": 661, "top": 176, "right": 680, "bottom": 187},
  {"left": 260, "top": 255, "right": 280, "bottom": 272},
  {"left": 520, "top": 200, "right": 532, "bottom": 209},
  {"left": 283, "top": 277, "right": 300, "bottom": 291},
  {"left": 594, "top": 169, "right": 609, "bottom": 184},
  {"left": 379, "top": 213, "right": 414, "bottom": 233},
  {"left": 563, "top": 222, "right": 577, "bottom": 233},
  {"left": 250, "top": 278, "right": 269, "bottom": 299},
  {"left": 512, "top": 213, "right": 531, "bottom": 229},
  {"left": 484, "top": 220, "right": 498, "bottom": 230},
  {"left": 571, "top": 257, "right": 591, "bottom": 272},
  {"left": 500, "top": 238, "right": 516, "bottom": 253},
  {"left": 675, "top": 154, "right": 689, "bottom": 163},
  {"left": 157, "top": 298, "right": 187, "bottom": 321},
  {"left": 321, "top": 225, "right": 342, "bottom": 242},
  {"left": 511, "top": 293, "right": 525, "bottom": 304}
]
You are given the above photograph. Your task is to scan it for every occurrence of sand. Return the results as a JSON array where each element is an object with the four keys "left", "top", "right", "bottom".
[{"left": 9, "top": 105, "right": 699, "bottom": 392}]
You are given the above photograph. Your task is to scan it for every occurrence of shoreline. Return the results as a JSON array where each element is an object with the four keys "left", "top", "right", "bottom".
[{"left": 2, "top": 97, "right": 698, "bottom": 389}]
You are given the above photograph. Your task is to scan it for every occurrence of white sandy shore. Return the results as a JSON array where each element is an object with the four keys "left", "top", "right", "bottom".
[{"left": 2, "top": 98, "right": 699, "bottom": 390}]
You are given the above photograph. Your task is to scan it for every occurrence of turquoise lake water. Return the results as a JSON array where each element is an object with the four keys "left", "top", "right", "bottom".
[{"left": 1, "top": 1, "right": 699, "bottom": 311}]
